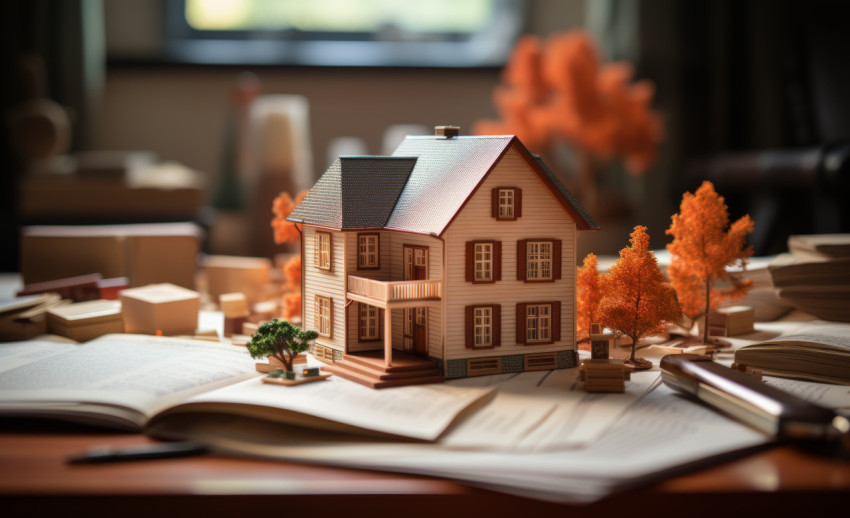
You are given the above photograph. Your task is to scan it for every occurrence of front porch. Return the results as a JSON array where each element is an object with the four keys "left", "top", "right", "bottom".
[
  {"left": 346, "top": 275, "right": 441, "bottom": 370},
  {"left": 323, "top": 350, "right": 444, "bottom": 389}
]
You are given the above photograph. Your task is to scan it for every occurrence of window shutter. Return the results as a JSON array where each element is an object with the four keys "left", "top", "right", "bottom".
[
  {"left": 493, "top": 304, "right": 502, "bottom": 346},
  {"left": 515, "top": 188, "right": 522, "bottom": 218},
  {"left": 494, "top": 241, "right": 502, "bottom": 281},
  {"left": 516, "top": 303, "right": 527, "bottom": 344},
  {"left": 517, "top": 240, "right": 527, "bottom": 281},
  {"left": 328, "top": 297, "right": 334, "bottom": 339},
  {"left": 465, "top": 241, "right": 475, "bottom": 282},
  {"left": 465, "top": 305, "right": 475, "bottom": 348},
  {"left": 553, "top": 239, "right": 562, "bottom": 280},
  {"left": 552, "top": 301, "right": 561, "bottom": 341},
  {"left": 491, "top": 188, "right": 499, "bottom": 218}
]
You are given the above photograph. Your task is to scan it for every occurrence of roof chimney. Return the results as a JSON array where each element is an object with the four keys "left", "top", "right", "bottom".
[{"left": 435, "top": 125, "right": 460, "bottom": 138}]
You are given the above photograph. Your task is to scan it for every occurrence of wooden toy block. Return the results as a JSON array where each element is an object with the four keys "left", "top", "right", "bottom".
[
  {"left": 255, "top": 353, "right": 307, "bottom": 373},
  {"left": 699, "top": 306, "right": 755, "bottom": 337},
  {"left": 46, "top": 299, "right": 123, "bottom": 342},
  {"left": 0, "top": 293, "right": 64, "bottom": 342},
  {"left": 242, "top": 322, "right": 260, "bottom": 336},
  {"left": 579, "top": 359, "right": 632, "bottom": 393},
  {"left": 220, "top": 293, "right": 249, "bottom": 317},
  {"left": 97, "top": 276, "right": 129, "bottom": 300},
  {"left": 224, "top": 316, "right": 248, "bottom": 337},
  {"left": 18, "top": 273, "right": 102, "bottom": 302},
  {"left": 120, "top": 283, "right": 200, "bottom": 336},
  {"left": 204, "top": 256, "right": 272, "bottom": 304},
  {"left": 21, "top": 223, "right": 201, "bottom": 288}
]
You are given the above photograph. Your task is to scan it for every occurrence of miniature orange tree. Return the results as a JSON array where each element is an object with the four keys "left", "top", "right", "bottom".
[
  {"left": 576, "top": 253, "right": 601, "bottom": 343},
  {"left": 474, "top": 30, "right": 662, "bottom": 214},
  {"left": 600, "top": 226, "right": 680, "bottom": 368},
  {"left": 271, "top": 190, "right": 308, "bottom": 320},
  {"left": 247, "top": 318, "right": 317, "bottom": 372},
  {"left": 666, "top": 181, "right": 754, "bottom": 344}
]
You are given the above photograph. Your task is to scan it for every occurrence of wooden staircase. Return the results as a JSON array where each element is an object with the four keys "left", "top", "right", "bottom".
[{"left": 324, "top": 350, "right": 444, "bottom": 389}]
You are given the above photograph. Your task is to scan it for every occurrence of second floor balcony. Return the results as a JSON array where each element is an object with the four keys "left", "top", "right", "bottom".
[{"left": 347, "top": 275, "right": 442, "bottom": 309}]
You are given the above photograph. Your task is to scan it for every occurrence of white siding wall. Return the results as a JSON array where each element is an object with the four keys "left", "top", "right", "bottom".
[
  {"left": 303, "top": 226, "right": 346, "bottom": 353},
  {"left": 442, "top": 146, "right": 577, "bottom": 361}
]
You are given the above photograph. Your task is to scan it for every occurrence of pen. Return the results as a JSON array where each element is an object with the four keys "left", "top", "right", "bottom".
[
  {"left": 66, "top": 441, "right": 210, "bottom": 464},
  {"left": 660, "top": 354, "right": 850, "bottom": 452}
]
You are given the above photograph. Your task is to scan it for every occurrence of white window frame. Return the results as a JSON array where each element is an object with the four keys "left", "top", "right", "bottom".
[
  {"left": 498, "top": 188, "right": 515, "bottom": 219},
  {"left": 526, "top": 304, "right": 551, "bottom": 343},
  {"left": 474, "top": 306, "right": 493, "bottom": 348},
  {"left": 474, "top": 242, "right": 493, "bottom": 282},
  {"left": 315, "top": 296, "right": 332, "bottom": 337},
  {"left": 526, "top": 241, "right": 553, "bottom": 280}
]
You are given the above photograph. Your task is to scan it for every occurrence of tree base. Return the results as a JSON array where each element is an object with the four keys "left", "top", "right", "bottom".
[{"left": 625, "top": 358, "right": 653, "bottom": 371}]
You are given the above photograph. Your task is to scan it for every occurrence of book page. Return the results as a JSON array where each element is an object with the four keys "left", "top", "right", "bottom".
[
  {"left": 0, "top": 334, "right": 258, "bottom": 427},
  {"left": 766, "top": 322, "right": 850, "bottom": 351},
  {"left": 0, "top": 338, "right": 78, "bottom": 373},
  {"left": 156, "top": 375, "right": 495, "bottom": 441}
]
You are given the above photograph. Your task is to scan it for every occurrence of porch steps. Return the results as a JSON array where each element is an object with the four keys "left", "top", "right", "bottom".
[{"left": 324, "top": 351, "right": 444, "bottom": 389}]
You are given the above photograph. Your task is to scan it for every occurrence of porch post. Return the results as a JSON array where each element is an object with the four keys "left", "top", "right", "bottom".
[{"left": 384, "top": 308, "right": 393, "bottom": 368}]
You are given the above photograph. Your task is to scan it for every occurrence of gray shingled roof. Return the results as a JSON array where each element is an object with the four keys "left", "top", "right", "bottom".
[
  {"left": 287, "top": 156, "right": 416, "bottom": 229},
  {"left": 288, "top": 135, "right": 597, "bottom": 234}
]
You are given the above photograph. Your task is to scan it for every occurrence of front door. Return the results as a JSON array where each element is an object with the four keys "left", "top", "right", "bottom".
[{"left": 404, "top": 245, "right": 428, "bottom": 356}]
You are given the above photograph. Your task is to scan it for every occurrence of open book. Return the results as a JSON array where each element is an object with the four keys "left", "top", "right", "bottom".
[
  {"left": 734, "top": 321, "right": 850, "bottom": 385},
  {"left": 0, "top": 334, "right": 493, "bottom": 441}
]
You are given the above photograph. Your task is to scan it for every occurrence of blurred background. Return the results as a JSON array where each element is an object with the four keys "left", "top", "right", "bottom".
[{"left": 2, "top": 0, "right": 849, "bottom": 272}]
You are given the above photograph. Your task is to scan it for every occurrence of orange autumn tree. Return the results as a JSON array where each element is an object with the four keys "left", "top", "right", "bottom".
[
  {"left": 600, "top": 226, "right": 680, "bottom": 367},
  {"left": 576, "top": 253, "right": 601, "bottom": 343},
  {"left": 271, "top": 190, "right": 308, "bottom": 321},
  {"left": 666, "top": 181, "right": 754, "bottom": 344}
]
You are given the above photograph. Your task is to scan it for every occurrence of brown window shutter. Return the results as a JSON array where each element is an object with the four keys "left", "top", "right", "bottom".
[
  {"left": 493, "top": 304, "right": 501, "bottom": 346},
  {"left": 517, "top": 240, "right": 527, "bottom": 281},
  {"left": 465, "top": 241, "right": 475, "bottom": 282},
  {"left": 553, "top": 239, "right": 562, "bottom": 280},
  {"left": 552, "top": 301, "right": 561, "bottom": 341},
  {"left": 515, "top": 188, "right": 522, "bottom": 218},
  {"left": 491, "top": 188, "right": 499, "bottom": 218},
  {"left": 494, "top": 241, "right": 502, "bottom": 281},
  {"left": 465, "top": 305, "right": 475, "bottom": 348},
  {"left": 516, "top": 303, "right": 527, "bottom": 344}
]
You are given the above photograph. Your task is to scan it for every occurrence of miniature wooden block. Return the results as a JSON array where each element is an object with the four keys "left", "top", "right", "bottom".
[
  {"left": 97, "top": 276, "right": 129, "bottom": 300},
  {"left": 242, "top": 322, "right": 260, "bottom": 336},
  {"left": 255, "top": 354, "right": 307, "bottom": 373},
  {"left": 224, "top": 316, "right": 248, "bottom": 337},
  {"left": 219, "top": 292, "right": 249, "bottom": 317},
  {"left": 251, "top": 300, "right": 278, "bottom": 322},
  {"left": 18, "top": 273, "right": 102, "bottom": 302},
  {"left": 46, "top": 299, "right": 123, "bottom": 342},
  {"left": 589, "top": 325, "right": 617, "bottom": 360},
  {"left": 700, "top": 306, "right": 755, "bottom": 337},
  {"left": 120, "top": 283, "right": 200, "bottom": 336},
  {"left": 262, "top": 373, "right": 332, "bottom": 386},
  {"left": 204, "top": 255, "right": 271, "bottom": 304},
  {"left": 579, "top": 359, "right": 631, "bottom": 393},
  {"left": 21, "top": 223, "right": 201, "bottom": 288}
]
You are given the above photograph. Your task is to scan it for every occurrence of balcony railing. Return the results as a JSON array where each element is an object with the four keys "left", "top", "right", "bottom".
[{"left": 348, "top": 275, "right": 442, "bottom": 304}]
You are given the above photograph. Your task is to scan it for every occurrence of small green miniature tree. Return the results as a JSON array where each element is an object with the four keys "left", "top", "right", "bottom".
[{"left": 247, "top": 319, "right": 318, "bottom": 372}]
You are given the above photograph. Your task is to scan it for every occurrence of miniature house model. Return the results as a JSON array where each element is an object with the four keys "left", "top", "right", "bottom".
[{"left": 287, "top": 126, "right": 598, "bottom": 387}]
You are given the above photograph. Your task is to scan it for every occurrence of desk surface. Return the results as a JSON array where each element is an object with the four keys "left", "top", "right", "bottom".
[{"left": 1, "top": 420, "right": 848, "bottom": 518}]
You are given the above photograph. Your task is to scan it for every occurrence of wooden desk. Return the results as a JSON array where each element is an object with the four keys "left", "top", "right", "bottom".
[{"left": 1, "top": 420, "right": 848, "bottom": 518}]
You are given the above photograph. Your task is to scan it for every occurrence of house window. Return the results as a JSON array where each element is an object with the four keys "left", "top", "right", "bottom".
[
  {"left": 474, "top": 307, "right": 492, "bottom": 347},
  {"left": 516, "top": 301, "right": 560, "bottom": 344},
  {"left": 474, "top": 243, "right": 493, "bottom": 282},
  {"left": 465, "top": 241, "right": 501, "bottom": 283},
  {"left": 315, "top": 295, "right": 332, "bottom": 337},
  {"left": 491, "top": 187, "right": 521, "bottom": 220},
  {"left": 526, "top": 304, "right": 551, "bottom": 343},
  {"left": 314, "top": 232, "right": 331, "bottom": 270},
  {"left": 465, "top": 304, "right": 501, "bottom": 349},
  {"left": 357, "top": 233, "right": 379, "bottom": 269},
  {"left": 527, "top": 241, "right": 552, "bottom": 280},
  {"left": 358, "top": 303, "right": 379, "bottom": 341}
]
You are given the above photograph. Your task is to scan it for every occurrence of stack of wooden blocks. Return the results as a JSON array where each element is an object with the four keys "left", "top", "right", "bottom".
[{"left": 579, "top": 359, "right": 633, "bottom": 392}]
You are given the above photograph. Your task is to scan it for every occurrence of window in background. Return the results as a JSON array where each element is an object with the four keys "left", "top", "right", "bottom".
[{"left": 167, "top": 0, "right": 524, "bottom": 66}]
